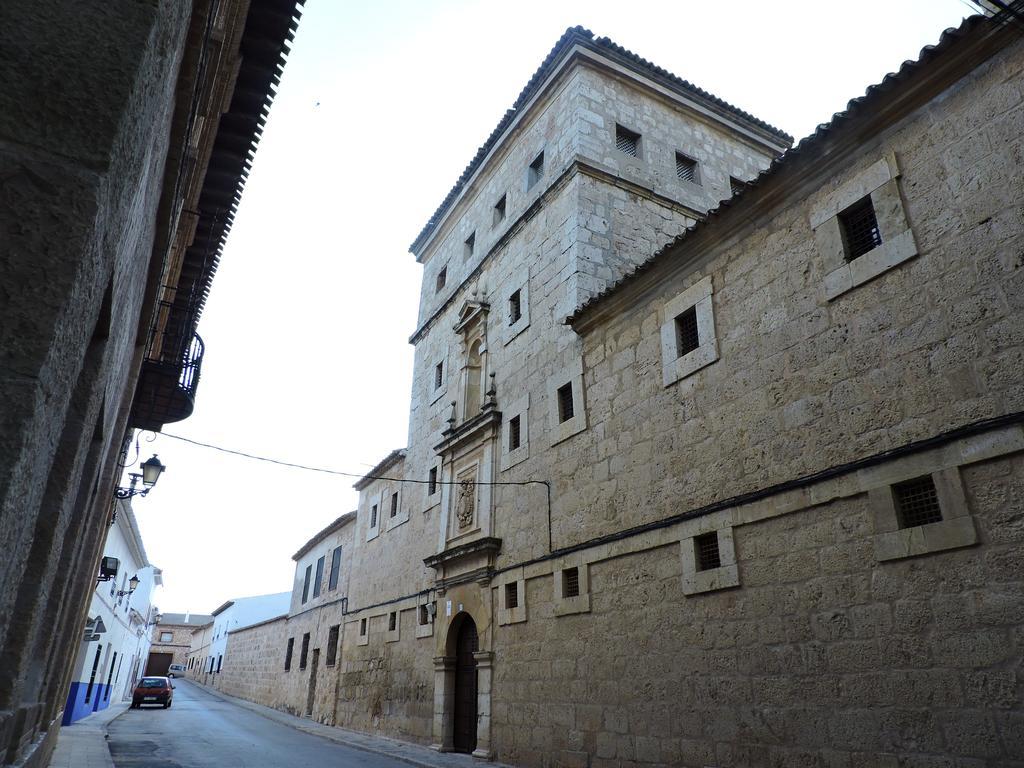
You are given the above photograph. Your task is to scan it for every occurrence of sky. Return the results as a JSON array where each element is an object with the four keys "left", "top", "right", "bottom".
[{"left": 129, "top": 0, "right": 975, "bottom": 614}]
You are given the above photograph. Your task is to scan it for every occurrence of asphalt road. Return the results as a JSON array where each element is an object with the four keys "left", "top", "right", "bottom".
[{"left": 107, "top": 680, "right": 408, "bottom": 768}]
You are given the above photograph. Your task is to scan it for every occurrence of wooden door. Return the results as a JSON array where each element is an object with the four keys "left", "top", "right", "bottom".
[
  {"left": 306, "top": 648, "right": 319, "bottom": 717},
  {"left": 452, "top": 617, "right": 478, "bottom": 753}
]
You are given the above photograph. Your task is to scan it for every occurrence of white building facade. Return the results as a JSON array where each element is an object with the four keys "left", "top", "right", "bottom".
[
  {"left": 62, "top": 499, "right": 160, "bottom": 724},
  {"left": 202, "top": 592, "right": 291, "bottom": 680}
]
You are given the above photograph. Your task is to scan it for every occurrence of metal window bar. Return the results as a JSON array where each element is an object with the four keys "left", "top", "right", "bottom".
[
  {"left": 370, "top": 504, "right": 377, "bottom": 528},
  {"left": 676, "top": 153, "right": 697, "bottom": 183},
  {"left": 505, "top": 582, "right": 519, "bottom": 609},
  {"left": 616, "top": 125, "right": 640, "bottom": 157},
  {"left": 508, "top": 415, "right": 521, "bottom": 451},
  {"left": 838, "top": 196, "right": 883, "bottom": 260},
  {"left": 428, "top": 467, "right": 438, "bottom": 495},
  {"left": 675, "top": 306, "right": 700, "bottom": 357},
  {"left": 893, "top": 476, "right": 943, "bottom": 528},
  {"left": 557, "top": 383, "right": 574, "bottom": 423},
  {"left": 434, "top": 362, "right": 443, "bottom": 390},
  {"left": 509, "top": 289, "right": 522, "bottom": 324},
  {"left": 694, "top": 532, "right": 721, "bottom": 571},
  {"left": 563, "top": 567, "right": 580, "bottom": 598}
]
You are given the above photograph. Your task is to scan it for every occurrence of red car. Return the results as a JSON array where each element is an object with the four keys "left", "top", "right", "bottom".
[{"left": 131, "top": 676, "right": 174, "bottom": 708}]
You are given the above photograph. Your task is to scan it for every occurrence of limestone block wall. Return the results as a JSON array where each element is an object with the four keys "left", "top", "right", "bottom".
[{"left": 215, "top": 617, "right": 289, "bottom": 709}]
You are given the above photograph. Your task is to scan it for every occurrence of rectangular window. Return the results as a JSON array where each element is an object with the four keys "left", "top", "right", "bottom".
[
  {"left": 508, "top": 289, "right": 522, "bottom": 324},
  {"left": 562, "top": 567, "right": 580, "bottom": 598},
  {"left": 360, "top": 618, "right": 367, "bottom": 636},
  {"left": 286, "top": 638, "right": 295, "bottom": 670},
  {"left": 508, "top": 415, "right": 521, "bottom": 451},
  {"left": 299, "top": 633, "right": 310, "bottom": 670},
  {"left": 528, "top": 151, "right": 544, "bottom": 189},
  {"left": 675, "top": 152, "right": 698, "bottom": 183},
  {"left": 428, "top": 467, "right": 438, "bottom": 496},
  {"left": 103, "top": 651, "right": 117, "bottom": 700},
  {"left": 301, "top": 564, "right": 312, "bottom": 604},
  {"left": 493, "top": 194, "right": 506, "bottom": 226},
  {"left": 370, "top": 504, "right": 378, "bottom": 529},
  {"left": 419, "top": 604, "right": 429, "bottom": 626},
  {"left": 674, "top": 305, "right": 700, "bottom": 357},
  {"left": 159, "top": 631, "right": 173, "bottom": 643},
  {"left": 313, "top": 556, "right": 325, "bottom": 598},
  {"left": 464, "top": 231, "right": 476, "bottom": 258},
  {"left": 838, "top": 195, "right": 883, "bottom": 261},
  {"left": 557, "top": 383, "right": 574, "bottom": 423},
  {"left": 388, "top": 612, "right": 397, "bottom": 631},
  {"left": 390, "top": 492, "right": 399, "bottom": 518},
  {"left": 434, "top": 361, "right": 443, "bottom": 390},
  {"left": 893, "top": 475, "right": 943, "bottom": 528},
  {"left": 730, "top": 176, "right": 747, "bottom": 196},
  {"left": 694, "top": 532, "right": 721, "bottom": 571},
  {"left": 328, "top": 546, "right": 342, "bottom": 591},
  {"left": 615, "top": 124, "right": 640, "bottom": 157},
  {"left": 505, "top": 582, "right": 519, "bottom": 609},
  {"left": 216, "top": 655, "right": 222, "bottom": 673},
  {"left": 326, "top": 625, "right": 340, "bottom": 666},
  {"left": 436, "top": 266, "right": 447, "bottom": 293}
]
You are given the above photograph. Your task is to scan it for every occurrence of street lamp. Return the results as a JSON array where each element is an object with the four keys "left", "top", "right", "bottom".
[
  {"left": 116, "top": 574, "right": 141, "bottom": 597},
  {"left": 115, "top": 454, "right": 167, "bottom": 499}
]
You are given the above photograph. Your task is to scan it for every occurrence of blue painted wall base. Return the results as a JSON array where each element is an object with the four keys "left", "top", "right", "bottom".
[{"left": 62, "top": 682, "right": 112, "bottom": 725}]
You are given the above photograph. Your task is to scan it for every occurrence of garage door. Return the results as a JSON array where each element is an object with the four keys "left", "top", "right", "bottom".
[{"left": 145, "top": 652, "right": 173, "bottom": 676}]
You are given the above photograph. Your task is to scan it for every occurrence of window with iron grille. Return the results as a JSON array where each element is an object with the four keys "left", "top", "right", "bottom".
[
  {"left": 838, "top": 195, "right": 883, "bottom": 261},
  {"left": 328, "top": 546, "right": 342, "bottom": 590},
  {"left": 509, "top": 289, "right": 522, "bottom": 324},
  {"left": 674, "top": 306, "right": 699, "bottom": 357},
  {"left": 301, "top": 564, "right": 312, "bottom": 604},
  {"left": 370, "top": 504, "right": 377, "bottom": 529},
  {"left": 893, "top": 475, "right": 943, "bottom": 528},
  {"left": 313, "top": 555, "right": 324, "bottom": 598},
  {"left": 419, "top": 603, "right": 429, "bottom": 625},
  {"left": 508, "top": 415, "right": 521, "bottom": 451},
  {"left": 299, "top": 633, "right": 310, "bottom": 670},
  {"left": 729, "top": 176, "right": 747, "bottom": 196},
  {"left": 388, "top": 612, "right": 397, "bottom": 632},
  {"left": 505, "top": 582, "right": 519, "bottom": 609},
  {"left": 616, "top": 124, "right": 640, "bottom": 158},
  {"left": 360, "top": 617, "right": 367, "bottom": 636},
  {"left": 557, "top": 383, "right": 574, "bottom": 423},
  {"left": 694, "top": 532, "right": 721, "bottom": 571},
  {"left": 436, "top": 266, "right": 447, "bottom": 293},
  {"left": 493, "top": 194, "right": 506, "bottom": 226},
  {"left": 434, "top": 361, "right": 443, "bottom": 390},
  {"left": 528, "top": 151, "right": 544, "bottom": 189},
  {"left": 390, "top": 491, "right": 398, "bottom": 518},
  {"left": 676, "top": 152, "right": 698, "bottom": 183},
  {"left": 428, "top": 467, "right": 438, "bottom": 496},
  {"left": 562, "top": 567, "right": 580, "bottom": 598},
  {"left": 326, "top": 625, "right": 339, "bottom": 666},
  {"left": 464, "top": 231, "right": 475, "bottom": 258}
]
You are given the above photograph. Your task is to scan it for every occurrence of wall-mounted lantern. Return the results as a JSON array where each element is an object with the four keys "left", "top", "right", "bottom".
[
  {"left": 115, "top": 454, "right": 167, "bottom": 500},
  {"left": 117, "top": 574, "right": 141, "bottom": 597}
]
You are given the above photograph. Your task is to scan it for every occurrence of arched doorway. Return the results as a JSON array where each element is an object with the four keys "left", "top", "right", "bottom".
[{"left": 452, "top": 615, "right": 478, "bottom": 753}]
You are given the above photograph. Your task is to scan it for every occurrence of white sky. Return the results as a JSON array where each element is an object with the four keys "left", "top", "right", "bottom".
[{"left": 132, "top": 0, "right": 973, "bottom": 613}]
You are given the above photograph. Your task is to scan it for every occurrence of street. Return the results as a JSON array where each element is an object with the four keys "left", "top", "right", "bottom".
[{"left": 107, "top": 680, "right": 409, "bottom": 768}]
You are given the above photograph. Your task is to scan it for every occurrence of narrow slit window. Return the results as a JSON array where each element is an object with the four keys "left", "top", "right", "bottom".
[
  {"left": 674, "top": 306, "right": 700, "bottom": 357},
  {"left": 528, "top": 151, "right": 544, "bottom": 189},
  {"left": 676, "top": 152, "right": 698, "bottom": 183},
  {"left": 562, "top": 567, "right": 580, "bottom": 598},
  {"left": 616, "top": 124, "right": 640, "bottom": 157},
  {"left": 360, "top": 618, "right": 367, "bottom": 636},
  {"left": 328, "top": 546, "right": 341, "bottom": 590},
  {"left": 299, "top": 633, "right": 310, "bottom": 669},
  {"left": 464, "top": 231, "right": 475, "bottom": 258},
  {"left": 301, "top": 564, "right": 312, "bottom": 604},
  {"left": 326, "top": 625, "right": 339, "bottom": 666},
  {"left": 388, "top": 612, "right": 397, "bottom": 632},
  {"left": 509, "top": 289, "right": 522, "bottom": 324},
  {"left": 493, "top": 194, "right": 506, "bottom": 226},
  {"left": 557, "top": 383, "right": 574, "bottom": 423},
  {"left": 694, "top": 532, "right": 721, "bottom": 571},
  {"left": 505, "top": 582, "right": 519, "bottom": 609},
  {"left": 370, "top": 504, "right": 378, "bottom": 529},
  {"left": 419, "top": 604, "right": 429, "bottom": 625},
  {"left": 729, "top": 176, "right": 747, "bottom": 196},
  {"left": 436, "top": 266, "right": 447, "bottom": 293},
  {"left": 838, "top": 195, "right": 883, "bottom": 261},
  {"left": 390, "top": 492, "right": 399, "bottom": 518},
  {"left": 428, "top": 467, "right": 438, "bottom": 496},
  {"left": 313, "top": 556, "right": 324, "bottom": 598},
  {"left": 508, "top": 415, "right": 521, "bottom": 451},
  {"left": 892, "top": 475, "right": 943, "bottom": 529},
  {"left": 434, "top": 362, "right": 443, "bottom": 390}
]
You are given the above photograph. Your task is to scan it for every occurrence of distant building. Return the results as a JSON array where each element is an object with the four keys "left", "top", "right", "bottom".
[
  {"left": 204, "top": 593, "right": 291, "bottom": 683},
  {"left": 146, "top": 612, "right": 214, "bottom": 676},
  {"left": 62, "top": 499, "right": 160, "bottom": 725}
]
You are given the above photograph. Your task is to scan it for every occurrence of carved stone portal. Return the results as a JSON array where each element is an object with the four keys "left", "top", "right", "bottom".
[{"left": 456, "top": 479, "right": 476, "bottom": 529}]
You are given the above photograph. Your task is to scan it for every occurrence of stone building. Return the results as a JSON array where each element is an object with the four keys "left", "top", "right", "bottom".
[
  {"left": 211, "top": 15, "right": 1023, "bottom": 767},
  {"left": 147, "top": 612, "right": 213, "bottom": 676},
  {"left": 0, "top": 1, "right": 301, "bottom": 764}
]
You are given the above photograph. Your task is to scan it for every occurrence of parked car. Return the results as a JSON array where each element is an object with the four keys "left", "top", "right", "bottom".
[
  {"left": 131, "top": 676, "right": 174, "bottom": 708},
  {"left": 167, "top": 664, "right": 186, "bottom": 678}
]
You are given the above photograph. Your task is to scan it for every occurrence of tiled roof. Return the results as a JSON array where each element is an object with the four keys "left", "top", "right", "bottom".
[
  {"left": 409, "top": 26, "right": 793, "bottom": 255},
  {"left": 567, "top": 14, "right": 992, "bottom": 326},
  {"left": 353, "top": 448, "right": 407, "bottom": 490},
  {"left": 292, "top": 510, "right": 357, "bottom": 560},
  {"left": 159, "top": 613, "right": 214, "bottom": 626}
]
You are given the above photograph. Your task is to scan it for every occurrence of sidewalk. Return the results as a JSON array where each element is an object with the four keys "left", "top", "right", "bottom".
[
  {"left": 191, "top": 681, "right": 513, "bottom": 768},
  {"left": 47, "top": 701, "right": 130, "bottom": 768}
]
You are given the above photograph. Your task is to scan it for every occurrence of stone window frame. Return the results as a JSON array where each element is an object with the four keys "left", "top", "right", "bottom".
[
  {"left": 497, "top": 569, "right": 526, "bottom": 625},
  {"left": 464, "top": 230, "right": 476, "bottom": 259},
  {"left": 500, "top": 393, "right": 529, "bottom": 472},
  {"left": 615, "top": 122, "right": 642, "bottom": 159},
  {"left": 424, "top": 457, "right": 442, "bottom": 511},
  {"left": 526, "top": 149, "right": 545, "bottom": 192},
  {"left": 553, "top": 557, "right": 591, "bottom": 617},
  {"left": 356, "top": 616, "right": 369, "bottom": 646},
  {"left": 811, "top": 153, "right": 919, "bottom": 301},
  {"left": 386, "top": 484, "right": 409, "bottom": 530},
  {"left": 660, "top": 275, "right": 719, "bottom": 388},
  {"left": 435, "top": 264, "right": 447, "bottom": 294},
  {"left": 547, "top": 358, "right": 587, "bottom": 446},
  {"left": 675, "top": 150, "right": 701, "bottom": 186},
  {"left": 502, "top": 267, "right": 531, "bottom": 345},
  {"left": 415, "top": 597, "right": 434, "bottom": 639},
  {"left": 385, "top": 610, "right": 400, "bottom": 643},
  {"left": 493, "top": 192, "right": 507, "bottom": 228},
  {"left": 868, "top": 466, "right": 977, "bottom": 562},
  {"left": 429, "top": 350, "right": 448, "bottom": 405},
  {"left": 680, "top": 522, "right": 739, "bottom": 596},
  {"left": 365, "top": 489, "right": 382, "bottom": 542}
]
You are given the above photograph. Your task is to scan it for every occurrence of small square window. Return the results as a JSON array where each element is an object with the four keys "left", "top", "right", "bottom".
[
  {"left": 390, "top": 492, "right": 398, "bottom": 518},
  {"left": 505, "top": 582, "right": 519, "bottom": 609},
  {"left": 464, "top": 231, "right": 475, "bottom": 258},
  {"left": 370, "top": 504, "right": 378, "bottom": 529},
  {"left": 838, "top": 195, "right": 883, "bottom": 261},
  {"left": 493, "top": 194, "right": 506, "bottom": 226},
  {"left": 616, "top": 124, "right": 640, "bottom": 158},
  {"left": 428, "top": 467, "right": 438, "bottom": 496},
  {"left": 508, "top": 415, "right": 521, "bottom": 451},
  {"left": 388, "top": 612, "right": 397, "bottom": 632},
  {"left": 674, "top": 306, "right": 699, "bottom": 357},
  {"left": 557, "top": 383, "right": 574, "bottom": 423},
  {"left": 360, "top": 618, "right": 367, "bottom": 636},
  {"left": 676, "top": 152, "right": 698, "bottom": 183},
  {"left": 694, "top": 532, "right": 721, "bottom": 572},
  {"left": 528, "top": 151, "right": 544, "bottom": 189},
  {"left": 562, "top": 567, "right": 580, "bottom": 598},
  {"left": 892, "top": 475, "right": 943, "bottom": 529},
  {"left": 436, "top": 266, "right": 447, "bottom": 293},
  {"left": 509, "top": 289, "right": 522, "bottom": 325},
  {"left": 434, "top": 362, "right": 443, "bottom": 390}
]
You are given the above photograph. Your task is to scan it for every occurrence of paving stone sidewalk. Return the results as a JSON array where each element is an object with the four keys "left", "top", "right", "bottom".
[
  {"left": 192, "top": 681, "right": 513, "bottom": 768},
  {"left": 47, "top": 701, "right": 130, "bottom": 768}
]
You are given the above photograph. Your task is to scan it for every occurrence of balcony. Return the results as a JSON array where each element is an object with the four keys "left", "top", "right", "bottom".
[{"left": 129, "top": 330, "right": 204, "bottom": 433}]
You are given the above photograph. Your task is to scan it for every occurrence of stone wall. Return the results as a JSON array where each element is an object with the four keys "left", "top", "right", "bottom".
[{"left": 216, "top": 617, "right": 290, "bottom": 709}]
